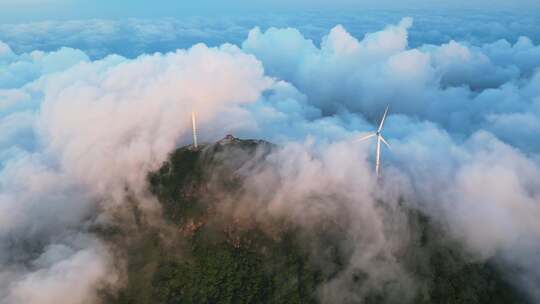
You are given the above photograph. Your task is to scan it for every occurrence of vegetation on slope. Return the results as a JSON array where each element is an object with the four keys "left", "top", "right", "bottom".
[{"left": 102, "top": 136, "right": 527, "bottom": 304}]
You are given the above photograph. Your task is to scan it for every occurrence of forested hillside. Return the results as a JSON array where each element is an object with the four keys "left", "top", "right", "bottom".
[{"left": 103, "top": 136, "right": 526, "bottom": 304}]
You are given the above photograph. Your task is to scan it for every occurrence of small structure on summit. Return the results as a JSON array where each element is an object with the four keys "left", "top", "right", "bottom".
[{"left": 218, "top": 134, "right": 238, "bottom": 145}]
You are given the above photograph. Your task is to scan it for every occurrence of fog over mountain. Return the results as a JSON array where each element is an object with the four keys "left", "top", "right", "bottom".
[{"left": 0, "top": 14, "right": 539, "bottom": 303}]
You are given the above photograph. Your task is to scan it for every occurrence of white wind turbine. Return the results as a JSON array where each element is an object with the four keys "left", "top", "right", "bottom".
[
  {"left": 191, "top": 111, "right": 198, "bottom": 148},
  {"left": 357, "top": 105, "right": 391, "bottom": 178}
]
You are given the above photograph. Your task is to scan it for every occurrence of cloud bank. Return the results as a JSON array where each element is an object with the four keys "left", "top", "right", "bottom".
[
  {"left": 0, "top": 15, "right": 539, "bottom": 303},
  {"left": 1, "top": 11, "right": 538, "bottom": 59},
  {"left": 0, "top": 41, "right": 271, "bottom": 303}
]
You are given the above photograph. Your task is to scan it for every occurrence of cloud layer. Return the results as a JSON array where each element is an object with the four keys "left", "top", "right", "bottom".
[
  {"left": 0, "top": 15, "right": 539, "bottom": 303},
  {"left": 1, "top": 11, "right": 539, "bottom": 59},
  {"left": 0, "top": 41, "right": 271, "bottom": 303}
]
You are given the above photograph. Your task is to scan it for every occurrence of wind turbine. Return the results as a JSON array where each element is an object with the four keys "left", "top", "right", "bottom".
[
  {"left": 357, "top": 105, "right": 391, "bottom": 178},
  {"left": 191, "top": 111, "right": 198, "bottom": 148}
]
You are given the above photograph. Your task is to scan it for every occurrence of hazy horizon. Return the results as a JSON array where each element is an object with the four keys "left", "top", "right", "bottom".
[{"left": 1, "top": 1, "right": 540, "bottom": 23}]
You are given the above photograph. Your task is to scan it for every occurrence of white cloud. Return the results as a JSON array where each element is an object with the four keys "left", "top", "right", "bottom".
[{"left": 0, "top": 41, "right": 272, "bottom": 303}]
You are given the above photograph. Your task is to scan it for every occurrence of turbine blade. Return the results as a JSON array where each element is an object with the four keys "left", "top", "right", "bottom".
[
  {"left": 380, "top": 136, "right": 391, "bottom": 151},
  {"left": 191, "top": 111, "right": 198, "bottom": 148},
  {"left": 355, "top": 133, "right": 376, "bottom": 142},
  {"left": 376, "top": 136, "right": 381, "bottom": 177},
  {"left": 377, "top": 105, "right": 389, "bottom": 133}
]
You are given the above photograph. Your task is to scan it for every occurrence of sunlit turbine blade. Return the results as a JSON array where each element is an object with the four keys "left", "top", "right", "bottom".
[
  {"left": 191, "top": 111, "right": 198, "bottom": 148},
  {"left": 377, "top": 105, "right": 389, "bottom": 133},
  {"left": 355, "top": 133, "right": 376, "bottom": 142},
  {"left": 376, "top": 136, "right": 382, "bottom": 177},
  {"left": 380, "top": 136, "right": 391, "bottom": 150}
]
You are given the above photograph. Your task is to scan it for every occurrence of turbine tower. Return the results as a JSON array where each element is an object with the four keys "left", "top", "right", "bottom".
[
  {"left": 357, "top": 105, "right": 391, "bottom": 178},
  {"left": 191, "top": 111, "right": 198, "bottom": 148}
]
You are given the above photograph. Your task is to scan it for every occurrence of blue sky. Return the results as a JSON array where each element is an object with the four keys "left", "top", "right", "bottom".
[{"left": 1, "top": 0, "right": 540, "bottom": 22}]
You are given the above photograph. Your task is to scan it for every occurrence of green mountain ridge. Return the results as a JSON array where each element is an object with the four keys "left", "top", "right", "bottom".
[{"left": 101, "top": 136, "right": 527, "bottom": 304}]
